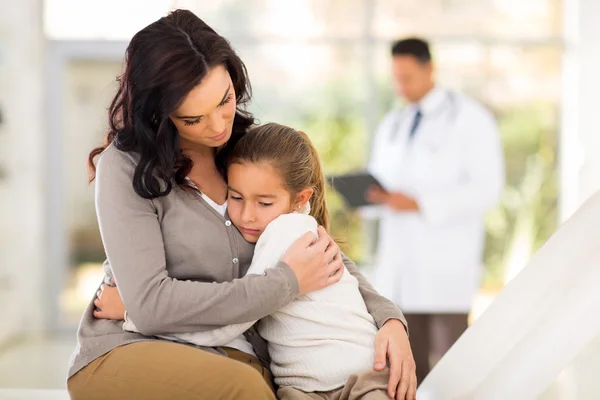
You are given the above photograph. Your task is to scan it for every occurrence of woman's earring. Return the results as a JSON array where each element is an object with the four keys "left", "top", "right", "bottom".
[{"left": 297, "top": 205, "right": 301, "bottom": 209}]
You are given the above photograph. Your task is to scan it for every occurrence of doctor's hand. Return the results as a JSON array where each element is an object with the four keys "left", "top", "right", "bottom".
[
  {"left": 374, "top": 319, "right": 417, "bottom": 400},
  {"left": 366, "top": 186, "right": 419, "bottom": 212}
]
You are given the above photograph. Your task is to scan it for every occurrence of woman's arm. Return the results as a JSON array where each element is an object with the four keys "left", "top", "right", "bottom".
[
  {"left": 95, "top": 148, "right": 305, "bottom": 336},
  {"left": 121, "top": 213, "right": 319, "bottom": 346}
]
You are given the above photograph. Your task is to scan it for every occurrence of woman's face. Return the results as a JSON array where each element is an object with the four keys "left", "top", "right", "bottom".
[{"left": 170, "top": 65, "right": 237, "bottom": 148}]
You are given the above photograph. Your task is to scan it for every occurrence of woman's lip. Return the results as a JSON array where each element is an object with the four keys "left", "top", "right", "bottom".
[
  {"left": 240, "top": 227, "right": 260, "bottom": 235},
  {"left": 211, "top": 129, "right": 227, "bottom": 141}
]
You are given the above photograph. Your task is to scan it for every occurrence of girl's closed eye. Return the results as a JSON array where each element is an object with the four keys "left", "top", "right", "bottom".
[
  {"left": 229, "top": 194, "right": 242, "bottom": 201},
  {"left": 259, "top": 202, "right": 273, "bottom": 207}
]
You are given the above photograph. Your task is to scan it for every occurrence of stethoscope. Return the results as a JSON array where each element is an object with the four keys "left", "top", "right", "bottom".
[{"left": 389, "top": 91, "right": 458, "bottom": 142}]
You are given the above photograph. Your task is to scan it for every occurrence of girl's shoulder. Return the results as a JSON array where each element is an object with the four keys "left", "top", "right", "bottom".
[{"left": 263, "top": 213, "right": 318, "bottom": 237}]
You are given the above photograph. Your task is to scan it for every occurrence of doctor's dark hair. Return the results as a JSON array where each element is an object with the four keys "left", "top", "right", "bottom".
[
  {"left": 227, "top": 123, "right": 330, "bottom": 232},
  {"left": 391, "top": 38, "right": 432, "bottom": 64},
  {"left": 87, "top": 9, "right": 254, "bottom": 199}
]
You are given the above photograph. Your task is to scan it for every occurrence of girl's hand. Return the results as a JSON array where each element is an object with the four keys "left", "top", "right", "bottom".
[
  {"left": 281, "top": 226, "right": 344, "bottom": 295},
  {"left": 93, "top": 279, "right": 126, "bottom": 320}
]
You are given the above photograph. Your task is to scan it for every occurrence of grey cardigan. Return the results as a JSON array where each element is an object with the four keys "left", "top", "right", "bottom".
[{"left": 67, "top": 144, "right": 406, "bottom": 379}]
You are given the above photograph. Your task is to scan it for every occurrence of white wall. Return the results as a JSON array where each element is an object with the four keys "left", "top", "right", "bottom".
[
  {"left": 560, "top": 0, "right": 600, "bottom": 221},
  {"left": 0, "top": 0, "right": 45, "bottom": 344}
]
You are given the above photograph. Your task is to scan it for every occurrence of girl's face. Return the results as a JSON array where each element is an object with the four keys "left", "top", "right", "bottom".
[
  {"left": 227, "top": 162, "right": 310, "bottom": 243},
  {"left": 170, "top": 65, "right": 237, "bottom": 149}
]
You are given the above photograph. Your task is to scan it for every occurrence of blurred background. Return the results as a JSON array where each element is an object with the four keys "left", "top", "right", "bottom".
[{"left": 0, "top": 0, "right": 599, "bottom": 397}]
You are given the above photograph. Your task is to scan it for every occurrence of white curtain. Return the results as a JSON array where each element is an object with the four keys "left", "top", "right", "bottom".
[{"left": 417, "top": 192, "right": 600, "bottom": 400}]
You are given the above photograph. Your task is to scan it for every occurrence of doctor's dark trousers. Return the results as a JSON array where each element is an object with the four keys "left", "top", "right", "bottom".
[{"left": 404, "top": 313, "right": 469, "bottom": 385}]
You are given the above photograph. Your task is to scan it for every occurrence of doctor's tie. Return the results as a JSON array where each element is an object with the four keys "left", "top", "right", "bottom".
[{"left": 409, "top": 109, "right": 422, "bottom": 139}]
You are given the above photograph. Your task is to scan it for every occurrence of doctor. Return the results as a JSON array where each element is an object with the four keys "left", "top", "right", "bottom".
[{"left": 366, "top": 38, "right": 505, "bottom": 384}]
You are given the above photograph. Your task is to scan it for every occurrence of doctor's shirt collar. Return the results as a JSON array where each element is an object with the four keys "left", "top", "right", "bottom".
[{"left": 416, "top": 86, "right": 447, "bottom": 115}]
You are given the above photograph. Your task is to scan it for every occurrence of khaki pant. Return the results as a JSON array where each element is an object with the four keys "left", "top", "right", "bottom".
[
  {"left": 67, "top": 341, "right": 276, "bottom": 400},
  {"left": 277, "top": 368, "right": 390, "bottom": 400},
  {"left": 404, "top": 313, "right": 468, "bottom": 385}
]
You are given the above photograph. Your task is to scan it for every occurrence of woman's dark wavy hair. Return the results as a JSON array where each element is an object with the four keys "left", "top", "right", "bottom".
[{"left": 88, "top": 9, "right": 254, "bottom": 199}]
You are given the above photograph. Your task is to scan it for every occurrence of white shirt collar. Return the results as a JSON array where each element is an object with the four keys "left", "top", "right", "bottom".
[{"left": 416, "top": 86, "right": 447, "bottom": 115}]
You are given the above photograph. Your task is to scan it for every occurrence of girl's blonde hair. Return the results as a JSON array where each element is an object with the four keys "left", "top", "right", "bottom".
[{"left": 227, "top": 123, "right": 330, "bottom": 231}]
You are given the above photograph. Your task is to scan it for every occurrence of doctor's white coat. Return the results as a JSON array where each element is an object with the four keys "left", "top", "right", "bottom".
[{"left": 368, "top": 87, "right": 505, "bottom": 313}]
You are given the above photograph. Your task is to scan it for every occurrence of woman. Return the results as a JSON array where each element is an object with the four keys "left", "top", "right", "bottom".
[{"left": 67, "top": 9, "right": 416, "bottom": 400}]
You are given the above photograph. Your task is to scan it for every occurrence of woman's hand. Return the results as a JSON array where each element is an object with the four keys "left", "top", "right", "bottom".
[
  {"left": 281, "top": 226, "right": 344, "bottom": 295},
  {"left": 93, "top": 280, "right": 126, "bottom": 320},
  {"left": 374, "top": 319, "right": 417, "bottom": 400}
]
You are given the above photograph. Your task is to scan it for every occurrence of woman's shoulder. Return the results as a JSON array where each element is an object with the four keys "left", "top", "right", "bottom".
[
  {"left": 97, "top": 143, "right": 140, "bottom": 169},
  {"left": 95, "top": 143, "right": 145, "bottom": 183},
  {"left": 95, "top": 144, "right": 145, "bottom": 192}
]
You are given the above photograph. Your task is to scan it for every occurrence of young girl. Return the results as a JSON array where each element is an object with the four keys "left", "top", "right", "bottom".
[{"left": 120, "top": 123, "right": 391, "bottom": 399}]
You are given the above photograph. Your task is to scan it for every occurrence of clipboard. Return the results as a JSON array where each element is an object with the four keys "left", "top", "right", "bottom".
[{"left": 327, "top": 171, "right": 386, "bottom": 208}]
